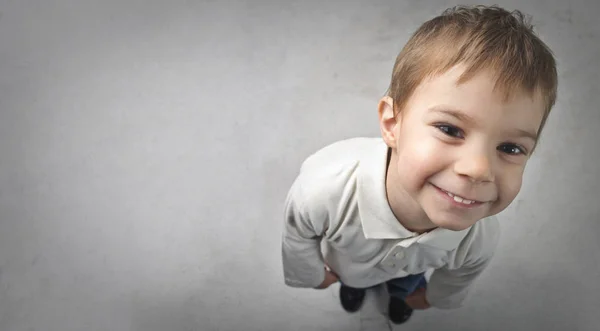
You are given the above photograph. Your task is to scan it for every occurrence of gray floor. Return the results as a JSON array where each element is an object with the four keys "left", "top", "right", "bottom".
[{"left": 0, "top": 0, "right": 599, "bottom": 330}]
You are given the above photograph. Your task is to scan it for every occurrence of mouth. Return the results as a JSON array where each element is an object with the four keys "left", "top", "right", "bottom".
[{"left": 431, "top": 184, "right": 488, "bottom": 208}]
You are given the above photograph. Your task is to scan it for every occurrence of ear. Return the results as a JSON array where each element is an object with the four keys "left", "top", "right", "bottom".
[{"left": 378, "top": 96, "right": 400, "bottom": 149}]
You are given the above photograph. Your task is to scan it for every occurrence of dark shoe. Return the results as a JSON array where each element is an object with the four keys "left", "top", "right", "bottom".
[
  {"left": 339, "top": 285, "right": 366, "bottom": 313},
  {"left": 388, "top": 296, "right": 413, "bottom": 324}
]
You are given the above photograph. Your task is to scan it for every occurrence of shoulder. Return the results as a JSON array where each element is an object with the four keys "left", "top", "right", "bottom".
[
  {"left": 455, "top": 216, "right": 501, "bottom": 265},
  {"left": 466, "top": 215, "right": 501, "bottom": 248},
  {"left": 291, "top": 137, "right": 380, "bottom": 215},
  {"left": 297, "top": 137, "right": 379, "bottom": 194},
  {"left": 300, "top": 137, "right": 380, "bottom": 173}
]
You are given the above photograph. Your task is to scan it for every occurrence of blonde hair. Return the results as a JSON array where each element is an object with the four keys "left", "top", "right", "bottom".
[{"left": 386, "top": 5, "right": 557, "bottom": 143}]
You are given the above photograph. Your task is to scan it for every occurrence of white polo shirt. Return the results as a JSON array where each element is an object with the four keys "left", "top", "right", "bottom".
[{"left": 281, "top": 137, "right": 500, "bottom": 309}]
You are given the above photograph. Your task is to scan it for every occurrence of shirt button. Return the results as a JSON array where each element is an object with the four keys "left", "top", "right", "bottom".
[{"left": 394, "top": 251, "right": 405, "bottom": 259}]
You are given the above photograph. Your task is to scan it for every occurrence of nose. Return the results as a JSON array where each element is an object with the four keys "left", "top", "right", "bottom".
[{"left": 453, "top": 152, "right": 495, "bottom": 183}]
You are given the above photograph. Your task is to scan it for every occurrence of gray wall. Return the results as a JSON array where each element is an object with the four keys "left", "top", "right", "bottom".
[{"left": 0, "top": 1, "right": 598, "bottom": 330}]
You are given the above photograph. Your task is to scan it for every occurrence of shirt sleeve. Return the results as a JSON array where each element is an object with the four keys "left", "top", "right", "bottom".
[
  {"left": 425, "top": 219, "right": 501, "bottom": 309},
  {"left": 425, "top": 252, "right": 494, "bottom": 309},
  {"left": 281, "top": 175, "right": 327, "bottom": 288}
]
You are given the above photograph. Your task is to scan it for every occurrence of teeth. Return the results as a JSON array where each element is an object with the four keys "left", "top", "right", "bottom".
[{"left": 445, "top": 190, "right": 476, "bottom": 204}]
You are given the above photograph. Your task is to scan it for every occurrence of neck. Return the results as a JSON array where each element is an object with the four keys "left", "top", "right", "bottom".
[{"left": 385, "top": 148, "right": 437, "bottom": 234}]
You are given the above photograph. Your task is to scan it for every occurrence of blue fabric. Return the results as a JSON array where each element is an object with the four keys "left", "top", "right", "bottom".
[
  {"left": 341, "top": 273, "right": 427, "bottom": 301},
  {"left": 385, "top": 273, "right": 427, "bottom": 300}
]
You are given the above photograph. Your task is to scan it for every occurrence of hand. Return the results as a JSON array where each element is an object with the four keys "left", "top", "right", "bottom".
[
  {"left": 315, "top": 267, "right": 339, "bottom": 289},
  {"left": 405, "top": 287, "right": 431, "bottom": 310}
]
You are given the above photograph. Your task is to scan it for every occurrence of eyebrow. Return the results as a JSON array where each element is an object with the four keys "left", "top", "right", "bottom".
[{"left": 429, "top": 106, "right": 539, "bottom": 141}]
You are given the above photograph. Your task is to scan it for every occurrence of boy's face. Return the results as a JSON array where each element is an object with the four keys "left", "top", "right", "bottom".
[{"left": 381, "top": 65, "right": 545, "bottom": 231}]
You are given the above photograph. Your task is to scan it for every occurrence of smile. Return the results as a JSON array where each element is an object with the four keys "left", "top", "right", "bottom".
[
  {"left": 442, "top": 189, "right": 480, "bottom": 204},
  {"left": 432, "top": 184, "right": 486, "bottom": 207}
]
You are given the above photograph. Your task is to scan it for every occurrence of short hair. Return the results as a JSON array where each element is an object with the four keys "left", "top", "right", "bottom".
[{"left": 386, "top": 5, "right": 557, "bottom": 144}]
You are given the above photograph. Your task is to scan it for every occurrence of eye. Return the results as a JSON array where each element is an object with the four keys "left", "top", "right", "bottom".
[
  {"left": 498, "top": 143, "right": 527, "bottom": 156},
  {"left": 435, "top": 124, "right": 464, "bottom": 138}
]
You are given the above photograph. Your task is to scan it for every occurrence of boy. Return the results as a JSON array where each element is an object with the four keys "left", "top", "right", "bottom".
[{"left": 281, "top": 5, "right": 557, "bottom": 325}]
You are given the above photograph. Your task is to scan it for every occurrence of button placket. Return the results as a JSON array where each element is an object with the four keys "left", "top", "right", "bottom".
[{"left": 381, "top": 245, "right": 407, "bottom": 271}]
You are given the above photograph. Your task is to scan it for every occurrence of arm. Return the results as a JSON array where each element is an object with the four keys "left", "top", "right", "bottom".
[
  {"left": 281, "top": 177, "right": 328, "bottom": 288},
  {"left": 425, "top": 219, "right": 501, "bottom": 309},
  {"left": 425, "top": 253, "right": 495, "bottom": 309}
]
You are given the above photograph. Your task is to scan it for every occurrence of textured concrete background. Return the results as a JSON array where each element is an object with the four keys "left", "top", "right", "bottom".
[{"left": 0, "top": 0, "right": 598, "bottom": 330}]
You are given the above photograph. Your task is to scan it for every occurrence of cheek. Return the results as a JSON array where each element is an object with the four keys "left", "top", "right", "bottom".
[
  {"left": 395, "top": 133, "right": 445, "bottom": 187},
  {"left": 503, "top": 178, "right": 522, "bottom": 201},
  {"left": 496, "top": 171, "right": 524, "bottom": 209}
]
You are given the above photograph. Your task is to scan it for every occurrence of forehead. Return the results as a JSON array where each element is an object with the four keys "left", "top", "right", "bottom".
[{"left": 411, "top": 66, "right": 545, "bottom": 131}]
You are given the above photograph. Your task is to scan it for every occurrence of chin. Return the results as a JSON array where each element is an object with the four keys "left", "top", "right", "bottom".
[{"left": 430, "top": 216, "right": 476, "bottom": 231}]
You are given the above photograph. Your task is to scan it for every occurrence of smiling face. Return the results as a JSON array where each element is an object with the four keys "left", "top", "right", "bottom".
[{"left": 380, "top": 65, "right": 546, "bottom": 231}]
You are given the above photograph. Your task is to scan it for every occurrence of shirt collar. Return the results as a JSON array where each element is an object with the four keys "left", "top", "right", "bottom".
[{"left": 356, "top": 138, "right": 471, "bottom": 251}]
